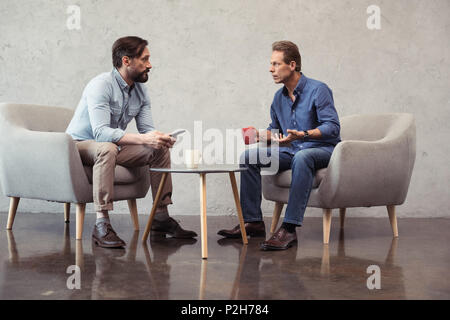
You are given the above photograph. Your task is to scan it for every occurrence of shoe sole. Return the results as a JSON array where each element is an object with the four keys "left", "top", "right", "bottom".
[
  {"left": 92, "top": 238, "right": 126, "bottom": 248},
  {"left": 260, "top": 239, "right": 297, "bottom": 251}
]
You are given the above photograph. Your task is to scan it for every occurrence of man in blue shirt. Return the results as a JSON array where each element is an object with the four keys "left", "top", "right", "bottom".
[
  {"left": 218, "top": 41, "right": 341, "bottom": 250},
  {"left": 66, "top": 36, "right": 197, "bottom": 248}
]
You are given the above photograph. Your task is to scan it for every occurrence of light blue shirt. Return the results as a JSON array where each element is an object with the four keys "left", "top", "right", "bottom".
[{"left": 66, "top": 68, "right": 155, "bottom": 142}]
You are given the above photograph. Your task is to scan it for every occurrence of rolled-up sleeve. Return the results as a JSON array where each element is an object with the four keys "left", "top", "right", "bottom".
[
  {"left": 85, "top": 79, "right": 125, "bottom": 143},
  {"left": 314, "top": 84, "right": 340, "bottom": 139},
  {"left": 135, "top": 88, "right": 155, "bottom": 133}
]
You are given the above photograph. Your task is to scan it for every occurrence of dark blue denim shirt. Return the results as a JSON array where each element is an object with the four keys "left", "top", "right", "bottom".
[{"left": 267, "top": 73, "right": 341, "bottom": 154}]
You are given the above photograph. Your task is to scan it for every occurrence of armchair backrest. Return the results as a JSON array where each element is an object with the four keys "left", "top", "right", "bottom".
[
  {"left": 314, "top": 112, "right": 416, "bottom": 208},
  {"left": 0, "top": 103, "right": 74, "bottom": 133},
  {"left": 0, "top": 103, "right": 92, "bottom": 202},
  {"left": 340, "top": 113, "right": 414, "bottom": 143}
]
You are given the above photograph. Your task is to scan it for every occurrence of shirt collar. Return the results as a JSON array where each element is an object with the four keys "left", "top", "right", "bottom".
[
  {"left": 112, "top": 68, "right": 134, "bottom": 92},
  {"left": 282, "top": 72, "right": 307, "bottom": 96}
]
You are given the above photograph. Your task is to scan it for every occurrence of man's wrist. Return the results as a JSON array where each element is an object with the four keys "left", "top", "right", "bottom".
[{"left": 139, "top": 134, "right": 145, "bottom": 145}]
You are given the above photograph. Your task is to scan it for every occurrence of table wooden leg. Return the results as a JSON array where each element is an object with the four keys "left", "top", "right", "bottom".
[
  {"left": 200, "top": 173, "right": 208, "bottom": 259},
  {"left": 199, "top": 259, "right": 208, "bottom": 299},
  {"left": 142, "top": 172, "right": 168, "bottom": 242},
  {"left": 229, "top": 172, "right": 248, "bottom": 245}
]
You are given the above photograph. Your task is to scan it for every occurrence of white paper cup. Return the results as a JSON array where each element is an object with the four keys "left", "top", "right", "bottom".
[{"left": 184, "top": 149, "right": 202, "bottom": 169}]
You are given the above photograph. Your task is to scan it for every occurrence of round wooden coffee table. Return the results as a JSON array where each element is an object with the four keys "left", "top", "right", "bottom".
[{"left": 142, "top": 165, "right": 249, "bottom": 259}]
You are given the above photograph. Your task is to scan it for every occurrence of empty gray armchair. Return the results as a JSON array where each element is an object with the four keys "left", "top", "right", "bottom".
[
  {"left": 0, "top": 103, "right": 151, "bottom": 239},
  {"left": 262, "top": 113, "right": 416, "bottom": 243}
]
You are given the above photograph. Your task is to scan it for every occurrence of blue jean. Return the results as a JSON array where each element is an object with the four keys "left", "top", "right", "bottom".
[{"left": 239, "top": 147, "right": 332, "bottom": 226}]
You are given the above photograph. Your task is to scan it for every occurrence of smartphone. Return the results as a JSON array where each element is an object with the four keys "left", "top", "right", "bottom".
[{"left": 170, "top": 129, "right": 186, "bottom": 139}]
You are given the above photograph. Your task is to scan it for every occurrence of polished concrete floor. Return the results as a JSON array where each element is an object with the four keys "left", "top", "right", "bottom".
[{"left": 0, "top": 212, "right": 449, "bottom": 300}]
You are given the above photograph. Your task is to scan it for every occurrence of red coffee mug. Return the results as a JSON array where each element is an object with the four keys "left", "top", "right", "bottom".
[{"left": 242, "top": 127, "right": 257, "bottom": 145}]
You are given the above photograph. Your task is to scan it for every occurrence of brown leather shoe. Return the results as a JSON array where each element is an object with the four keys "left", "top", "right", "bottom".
[
  {"left": 151, "top": 217, "right": 198, "bottom": 239},
  {"left": 260, "top": 226, "right": 297, "bottom": 250},
  {"left": 217, "top": 221, "right": 266, "bottom": 238},
  {"left": 92, "top": 222, "right": 126, "bottom": 248}
]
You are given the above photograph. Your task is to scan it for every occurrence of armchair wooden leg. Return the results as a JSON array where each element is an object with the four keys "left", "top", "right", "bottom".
[
  {"left": 323, "top": 209, "right": 332, "bottom": 244},
  {"left": 339, "top": 208, "right": 346, "bottom": 229},
  {"left": 320, "top": 243, "right": 330, "bottom": 275},
  {"left": 270, "top": 202, "right": 284, "bottom": 234},
  {"left": 6, "top": 230, "right": 18, "bottom": 264},
  {"left": 387, "top": 205, "right": 399, "bottom": 238},
  {"left": 64, "top": 203, "right": 71, "bottom": 223},
  {"left": 127, "top": 199, "right": 140, "bottom": 231},
  {"left": 76, "top": 239, "right": 84, "bottom": 270},
  {"left": 76, "top": 203, "right": 86, "bottom": 240},
  {"left": 6, "top": 197, "right": 20, "bottom": 230}
]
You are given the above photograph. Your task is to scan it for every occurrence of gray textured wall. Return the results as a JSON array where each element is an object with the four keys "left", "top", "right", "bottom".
[{"left": 1, "top": 0, "right": 449, "bottom": 219}]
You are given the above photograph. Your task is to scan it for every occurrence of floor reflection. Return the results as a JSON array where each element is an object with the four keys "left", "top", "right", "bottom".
[
  {"left": 3, "top": 225, "right": 197, "bottom": 299},
  {"left": 3, "top": 225, "right": 78, "bottom": 299},
  {"left": 0, "top": 220, "right": 411, "bottom": 299},
  {"left": 215, "top": 229, "right": 405, "bottom": 299},
  {"left": 76, "top": 231, "right": 198, "bottom": 299},
  {"left": 141, "top": 236, "right": 197, "bottom": 299}
]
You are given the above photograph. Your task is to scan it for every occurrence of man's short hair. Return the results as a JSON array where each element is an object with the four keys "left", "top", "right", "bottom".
[
  {"left": 112, "top": 36, "right": 148, "bottom": 68},
  {"left": 272, "top": 41, "right": 301, "bottom": 72}
]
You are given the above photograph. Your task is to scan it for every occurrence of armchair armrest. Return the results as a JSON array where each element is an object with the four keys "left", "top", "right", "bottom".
[
  {"left": 316, "top": 132, "right": 416, "bottom": 208},
  {"left": 0, "top": 126, "right": 91, "bottom": 203}
]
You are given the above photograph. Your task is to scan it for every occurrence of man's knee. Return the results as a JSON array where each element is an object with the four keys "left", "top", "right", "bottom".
[
  {"left": 149, "top": 147, "right": 171, "bottom": 166},
  {"left": 154, "top": 146, "right": 170, "bottom": 158},
  {"left": 96, "top": 142, "right": 119, "bottom": 160},
  {"left": 292, "top": 150, "right": 314, "bottom": 169}
]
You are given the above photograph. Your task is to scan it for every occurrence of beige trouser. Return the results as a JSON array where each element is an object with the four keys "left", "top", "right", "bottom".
[{"left": 75, "top": 140, "right": 173, "bottom": 212}]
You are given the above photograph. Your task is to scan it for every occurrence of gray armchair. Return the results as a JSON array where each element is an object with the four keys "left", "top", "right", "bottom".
[
  {"left": 0, "top": 103, "right": 151, "bottom": 239},
  {"left": 262, "top": 113, "right": 416, "bottom": 243}
]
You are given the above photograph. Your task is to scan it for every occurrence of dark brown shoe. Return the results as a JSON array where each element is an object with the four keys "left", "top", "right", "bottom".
[
  {"left": 260, "top": 226, "right": 297, "bottom": 250},
  {"left": 151, "top": 217, "right": 197, "bottom": 239},
  {"left": 217, "top": 221, "right": 266, "bottom": 238},
  {"left": 92, "top": 222, "right": 126, "bottom": 248}
]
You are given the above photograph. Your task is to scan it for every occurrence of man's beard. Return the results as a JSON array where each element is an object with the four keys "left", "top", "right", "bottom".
[{"left": 130, "top": 68, "right": 150, "bottom": 83}]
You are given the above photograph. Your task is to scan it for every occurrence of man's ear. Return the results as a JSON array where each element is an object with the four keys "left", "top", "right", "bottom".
[
  {"left": 289, "top": 61, "right": 297, "bottom": 71},
  {"left": 122, "top": 56, "right": 130, "bottom": 67}
]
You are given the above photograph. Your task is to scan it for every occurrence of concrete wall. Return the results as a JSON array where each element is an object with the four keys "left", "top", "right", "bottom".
[{"left": 1, "top": 0, "right": 449, "bottom": 218}]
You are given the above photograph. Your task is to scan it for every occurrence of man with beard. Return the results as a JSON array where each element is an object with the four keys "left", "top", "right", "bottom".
[{"left": 66, "top": 36, "right": 197, "bottom": 248}]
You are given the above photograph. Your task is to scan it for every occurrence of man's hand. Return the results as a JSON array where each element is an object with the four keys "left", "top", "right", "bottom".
[
  {"left": 141, "top": 131, "right": 176, "bottom": 149},
  {"left": 272, "top": 129, "right": 305, "bottom": 145}
]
